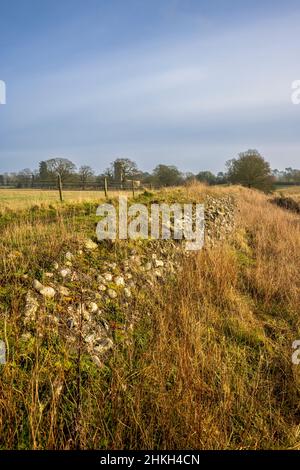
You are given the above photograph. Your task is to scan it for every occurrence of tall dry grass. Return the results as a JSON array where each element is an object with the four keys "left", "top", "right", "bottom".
[{"left": 118, "top": 188, "right": 300, "bottom": 449}]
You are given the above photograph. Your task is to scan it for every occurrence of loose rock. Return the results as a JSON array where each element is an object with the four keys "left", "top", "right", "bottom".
[
  {"left": 124, "top": 287, "right": 132, "bottom": 298},
  {"left": 107, "top": 288, "right": 117, "bottom": 299},
  {"left": 33, "top": 279, "right": 43, "bottom": 292},
  {"left": 24, "top": 291, "right": 39, "bottom": 322},
  {"left": 65, "top": 252, "right": 74, "bottom": 261},
  {"left": 40, "top": 287, "right": 56, "bottom": 299},
  {"left": 144, "top": 262, "right": 152, "bottom": 271},
  {"left": 154, "top": 259, "right": 164, "bottom": 268},
  {"left": 84, "top": 239, "right": 98, "bottom": 250},
  {"left": 114, "top": 276, "right": 125, "bottom": 287},
  {"left": 88, "top": 302, "right": 99, "bottom": 314},
  {"left": 60, "top": 268, "right": 71, "bottom": 279}
]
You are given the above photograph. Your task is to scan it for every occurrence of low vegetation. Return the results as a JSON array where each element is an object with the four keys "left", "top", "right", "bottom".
[
  {"left": 272, "top": 195, "right": 300, "bottom": 214},
  {"left": 0, "top": 184, "right": 300, "bottom": 449}
]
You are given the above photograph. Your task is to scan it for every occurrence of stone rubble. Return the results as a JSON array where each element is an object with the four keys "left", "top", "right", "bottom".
[{"left": 21, "top": 194, "right": 235, "bottom": 367}]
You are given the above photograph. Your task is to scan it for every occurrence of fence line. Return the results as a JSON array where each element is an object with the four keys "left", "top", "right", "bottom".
[{"left": 0, "top": 180, "right": 155, "bottom": 201}]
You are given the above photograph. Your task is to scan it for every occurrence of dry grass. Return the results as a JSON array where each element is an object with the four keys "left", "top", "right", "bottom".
[{"left": 0, "top": 185, "right": 300, "bottom": 449}]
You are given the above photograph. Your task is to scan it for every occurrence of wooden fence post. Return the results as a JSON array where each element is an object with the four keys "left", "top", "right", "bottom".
[
  {"left": 58, "top": 174, "right": 63, "bottom": 202},
  {"left": 104, "top": 177, "right": 108, "bottom": 198},
  {"left": 131, "top": 180, "right": 135, "bottom": 198}
]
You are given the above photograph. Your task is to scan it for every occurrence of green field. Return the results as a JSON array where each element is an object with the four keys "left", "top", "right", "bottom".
[
  {"left": 0, "top": 188, "right": 140, "bottom": 210},
  {"left": 276, "top": 185, "right": 300, "bottom": 202}
]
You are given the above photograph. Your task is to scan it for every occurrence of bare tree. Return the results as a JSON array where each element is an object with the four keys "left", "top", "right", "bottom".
[
  {"left": 78, "top": 165, "right": 95, "bottom": 189},
  {"left": 16, "top": 168, "right": 33, "bottom": 188},
  {"left": 46, "top": 158, "right": 76, "bottom": 183},
  {"left": 106, "top": 158, "right": 140, "bottom": 182}
]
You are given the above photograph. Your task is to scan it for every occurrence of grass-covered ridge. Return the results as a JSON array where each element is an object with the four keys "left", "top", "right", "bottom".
[{"left": 0, "top": 184, "right": 299, "bottom": 449}]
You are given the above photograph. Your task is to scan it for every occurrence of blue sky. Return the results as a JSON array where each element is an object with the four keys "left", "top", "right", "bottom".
[{"left": 0, "top": 0, "right": 300, "bottom": 174}]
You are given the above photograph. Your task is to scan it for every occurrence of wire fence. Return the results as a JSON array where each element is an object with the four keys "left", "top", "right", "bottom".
[
  {"left": 0, "top": 177, "right": 156, "bottom": 200},
  {"left": 30, "top": 182, "right": 153, "bottom": 191}
]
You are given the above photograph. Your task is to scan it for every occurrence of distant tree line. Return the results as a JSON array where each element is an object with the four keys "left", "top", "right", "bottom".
[
  {"left": 272, "top": 167, "right": 300, "bottom": 184},
  {"left": 0, "top": 151, "right": 299, "bottom": 192},
  {"left": 0, "top": 158, "right": 185, "bottom": 189},
  {"left": 0, "top": 157, "right": 218, "bottom": 189}
]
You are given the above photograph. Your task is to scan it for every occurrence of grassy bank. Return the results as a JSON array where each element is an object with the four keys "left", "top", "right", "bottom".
[{"left": 0, "top": 184, "right": 299, "bottom": 449}]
